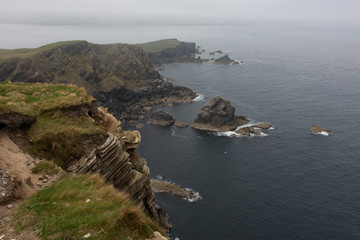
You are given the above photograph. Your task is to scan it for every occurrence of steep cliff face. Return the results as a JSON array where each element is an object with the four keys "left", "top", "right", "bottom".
[
  {"left": 137, "top": 39, "right": 202, "bottom": 65},
  {"left": 0, "top": 41, "right": 196, "bottom": 124},
  {"left": 67, "top": 108, "right": 169, "bottom": 230}
]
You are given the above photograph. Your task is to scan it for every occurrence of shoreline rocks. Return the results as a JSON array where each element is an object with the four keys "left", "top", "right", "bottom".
[
  {"left": 175, "top": 121, "right": 188, "bottom": 128},
  {"left": 191, "top": 96, "right": 248, "bottom": 132},
  {"left": 310, "top": 124, "right": 333, "bottom": 135},
  {"left": 151, "top": 180, "right": 201, "bottom": 202},
  {"left": 147, "top": 110, "right": 175, "bottom": 126}
]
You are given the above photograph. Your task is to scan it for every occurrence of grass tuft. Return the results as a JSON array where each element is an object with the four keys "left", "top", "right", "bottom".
[
  {"left": 31, "top": 161, "right": 60, "bottom": 175},
  {"left": 14, "top": 174, "right": 162, "bottom": 240}
]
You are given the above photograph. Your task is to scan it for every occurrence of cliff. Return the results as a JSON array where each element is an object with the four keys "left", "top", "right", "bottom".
[
  {"left": 0, "top": 40, "right": 196, "bottom": 125},
  {"left": 137, "top": 39, "right": 207, "bottom": 65},
  {"left": 0, "top": 82, "right": 169, "bottom": 237}
]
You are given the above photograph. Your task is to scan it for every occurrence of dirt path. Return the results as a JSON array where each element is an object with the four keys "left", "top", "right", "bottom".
[{"left": 0, "top": 130, "right": 59, "bottom": 240}]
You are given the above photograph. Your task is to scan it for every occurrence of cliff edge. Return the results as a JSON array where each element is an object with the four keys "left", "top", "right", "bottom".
[{"left": 0, "top": 82, "right": 169, "bottom": 238}]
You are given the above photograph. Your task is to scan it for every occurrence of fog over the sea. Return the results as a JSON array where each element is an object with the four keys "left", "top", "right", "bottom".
[
  {"left": 0, "top": 0, "right": 360, "bottom": 48},
  {"left": 1, "top": 0, "right": 360, "bottom": 25}
]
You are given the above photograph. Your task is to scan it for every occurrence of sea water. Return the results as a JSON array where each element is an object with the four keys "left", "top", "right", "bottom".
[{"left": 135, "top": 23, "right": 360, "bottom": 239}]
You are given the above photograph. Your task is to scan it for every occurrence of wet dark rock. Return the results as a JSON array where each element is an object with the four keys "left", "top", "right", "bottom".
[
  {"left": 147, "top": 110, "right": 175, "bottom": 126},
  {"left": 191, "top": 96, "right": 248, "bottom": 132}
]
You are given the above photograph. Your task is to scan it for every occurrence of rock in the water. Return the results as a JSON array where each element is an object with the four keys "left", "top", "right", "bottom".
[
  {"left": 147, "top": 110, "right": 175, "bottom": 126},
  {"left": 214, "top": 55, "right": 238, "bottom": 65},
  {"left": 310, "top": 124, "right": 333, "bottom": 135},
  {"left": 234, "top": 127, "right": 261, "bottom": 136},
  {"left": 175, "top": 121, "right": 188, "bottom": 128},
  {"left": 191, "top": 96, "right": 248, "bottom": 132},
  {"left": 252, "top": 122, "right": 273, "bottom": 130}
]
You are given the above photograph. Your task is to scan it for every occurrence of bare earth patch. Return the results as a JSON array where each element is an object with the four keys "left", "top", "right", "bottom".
[{"left": 0, "top": 129, "right": 62, "bottom": 239}]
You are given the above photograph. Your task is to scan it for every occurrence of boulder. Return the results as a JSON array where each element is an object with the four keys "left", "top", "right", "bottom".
[
  {"left": 147, "top": 110, "right": 175, "bottom": 126},
  {"left": 310, "top": 124, "right": 333, "bottom": 135},
  {"left": 175, "top": 121, "right": 188, "bottom": 128},
  {"left": 191, "top": 96, "right": 248, "bottom": 132}
]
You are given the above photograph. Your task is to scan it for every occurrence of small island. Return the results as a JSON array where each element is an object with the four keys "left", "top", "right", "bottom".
[
  {"left": 310, "top": 124, "right": 333, "bottom": 135},
  {"left": 147, "top": 110, "right": 175, "bottom": 126},
  {"left": 214, "top": 55, "right": 239, "bottom": 65},
  {"left": 191, "top": 96, "right": 248, "bottom": 132}
]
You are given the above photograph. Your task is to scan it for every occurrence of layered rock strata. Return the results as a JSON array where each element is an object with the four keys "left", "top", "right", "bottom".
[
  {"left": 192, "top": 96, "right": 248, "bottom": 132},
  {"left": 67, "top": 130, "right": 170, "bottom": 230}
]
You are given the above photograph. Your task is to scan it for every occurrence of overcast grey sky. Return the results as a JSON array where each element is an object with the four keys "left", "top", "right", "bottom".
[{"left": 1, "top": 0, "right": 360, "bottom": 26}]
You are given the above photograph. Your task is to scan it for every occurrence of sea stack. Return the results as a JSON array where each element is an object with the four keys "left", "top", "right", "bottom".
[{"left": 191, "top": 96, "right": 248, "bottom": 132}]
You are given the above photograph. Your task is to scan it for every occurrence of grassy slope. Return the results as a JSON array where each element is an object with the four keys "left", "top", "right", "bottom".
[
  {"left": 0, "top": 41, "right": 85, "bottom": 60},
  {"left": 136, "top": 39, "right": 180, "bottom": 53},
  {"left": 15, "top": 174, "right": 162, "bottom": 240},
  {"left": 0, "top": 41, "right": 158, "bottom": 92},
  {"left": 0, "top": 82, "right": 94, "bottom": 116}
]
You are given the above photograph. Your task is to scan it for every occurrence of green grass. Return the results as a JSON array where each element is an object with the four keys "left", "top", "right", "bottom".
[
  {"left": 31, "top": 161, "right": 60, "bottom": 175},
  {"left": 136, "top": 39, "right": 180, "bottom": 53},
  {"left": 0, "top": 82, "right": 95, "bottom": 116},
  {"left": 28, "top": 111, "right": 107, "bottom": 167},
  {"left": 14, "top": 174, "right": 162, "bottom": 240},
  {"left": 0, "top": 40, "right": 86, "bottom": 60}
]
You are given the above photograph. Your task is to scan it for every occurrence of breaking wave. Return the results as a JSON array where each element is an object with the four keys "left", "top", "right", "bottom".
[
  {"left": 193, "top": 94, "right": 205, "bottom": 102},
  {"left": 211, "top": 121, "right": 273, "bottom": 138}
]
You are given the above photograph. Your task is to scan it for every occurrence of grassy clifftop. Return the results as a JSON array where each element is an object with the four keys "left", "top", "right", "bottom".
[
  {"left": 136, "top": 39, "right": 180, "bottom": 53},
  {"left": 0, "top": 82, "right": 107, "bottom": 167},
  {"left": 0, "top": 41, "right": 159, "bottom": 93},
  {"left": 0, "top": 82, "right": 94, "bottom": 116},
  {"left": 15, "top": 174, "right": 162, "bottom": 240}
]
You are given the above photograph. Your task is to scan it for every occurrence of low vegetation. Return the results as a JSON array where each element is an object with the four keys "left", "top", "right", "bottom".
[
  {"left": 14, "top": 174, "right": 162, "bottom": 240},
  {"left": 136, "top": 39, "right": 180, "bottom": 53},
  {"left": 0, "top": 82, "right": 94, "bottom": 116},
  {"left": 0, "top": 41, "right": 86, "bottom": 60},
  {"left": 31, "top": 161, "right": 60, "bottom": 175}
]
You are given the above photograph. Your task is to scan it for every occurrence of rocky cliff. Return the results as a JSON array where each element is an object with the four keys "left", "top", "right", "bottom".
[
  {"left": 0, "top": 82, "right": 169, "bottom": 231},
  {"left": 0, "top": 40, "right": 196, "bottom": 125},
  {"left": 137, "top": 39, "right": 206, "bottom": 65}
]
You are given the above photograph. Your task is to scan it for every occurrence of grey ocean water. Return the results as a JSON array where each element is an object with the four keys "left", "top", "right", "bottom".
[{"left": 135, "top": 24, "right": 360, "bottom": 240}]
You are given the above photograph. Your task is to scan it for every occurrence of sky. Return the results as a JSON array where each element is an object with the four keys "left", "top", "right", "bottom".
[{"left": 1, "top": 0, "right": 360, "bottom": 26}]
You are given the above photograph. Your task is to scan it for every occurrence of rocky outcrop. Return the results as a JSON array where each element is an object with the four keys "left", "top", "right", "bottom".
[
  {"left": 95, "top": 80, "right": 196, "bottom": 125},
  {"left": 145, "top": 41, "right": 198, "bottom": 65},
  {"left": 147, "top": 110, "right": 175, "bottom": 126},
  {"left": 175, "top": 121, "right": 188, "bottom": 128},
  {"left": 232, "top": 123, "right": 274, "bottom": 136},
  {"left": 191, "top": 96, "right": 248, "bottom": 132},
  {"left": 151, "top": 180, "right": 201, "bottom": 202},
  {"left": 214, "top": 55, "right": 239, "bottom": 65},
  {"left": 0, "top": 167, "right": 23, "bottom": 204},
  {"left": 310, "top": 124, "right": 333, "bottom": 135}
]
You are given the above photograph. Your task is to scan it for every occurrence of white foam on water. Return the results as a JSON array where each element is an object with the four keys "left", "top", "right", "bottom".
[
  {"left": 171, "top": 127, "right": 188, "bottom": 139},
  {"left": 210, "top": 121, "right": 273, "bottom": 138},
  {"left": 156, "top": 175, "right": 163, "bottom": 180},
  {"left": 193, "top": 94, "right": 205, "bottom": 102},
  {"left": 234, "top": 60, "right": 244, "bottom": 64}
]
